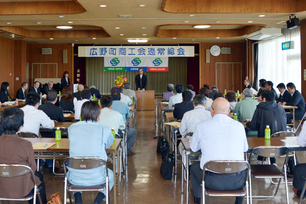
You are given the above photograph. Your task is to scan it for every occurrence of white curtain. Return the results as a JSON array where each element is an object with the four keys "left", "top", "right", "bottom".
[{"left": 258, "top": 27, "right": 301, "bottom": 93}]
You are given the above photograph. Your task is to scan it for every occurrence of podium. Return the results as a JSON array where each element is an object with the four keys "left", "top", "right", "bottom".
[{"left": 136, "top": 90, "right": 155, "bottom": 111}]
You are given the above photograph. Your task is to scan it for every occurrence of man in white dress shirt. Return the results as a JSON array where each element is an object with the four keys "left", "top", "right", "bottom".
[
  {"left": 19, "top": 92, "right": 54, "bottom": 136},
  {"left": 190, "top": 98, "right": 249, "bottom": 204},
  {"left": 179, "top": 94, "right": 211, "bottom": 137},
  {"left": 168, "top": 84, "right": 183, "bottom": 108},
  {"left": 74, "top": 89, "right": 91, "bottom": 119},
  {"left": 98, "top": 95, "right": 136, "bottom": 155}
]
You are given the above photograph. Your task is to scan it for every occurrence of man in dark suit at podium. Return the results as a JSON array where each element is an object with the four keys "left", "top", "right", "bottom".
[
  {"left": 16, "top": 82, "right": 28, "bottom": 99},
  {"left": 135, "top": 68, "right": 147, "bottom": 90}
]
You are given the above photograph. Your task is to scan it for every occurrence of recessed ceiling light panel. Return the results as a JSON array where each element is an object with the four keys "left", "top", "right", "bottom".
[
  {"left": 100, "top": 5, "right": 107, "bottom": 7},
  {"left": 115, "top": 27, "right": 120, "bottom": 30},
  {"left": 7, "top": 22, "right": 11, "bottom": 24},
  {"left": 58, "top": 16, "right": 65, "bottom": 18},
  {"left": 142, "top": 34, "right": 147, "bottom": 36},
  {"left": 193, "top": 25, "right": 211, "bottom": 29},
  {"left": 258, "top": 14, "right": 265, "bottom": 17},
  {"left": 247, "top": 21, "right": 253, "bottom": 23},
  {"left": 142, "top": 27, "right": 147, "bottom": 29},
  {"left": 189, "top": 14, "right": 195, "bottom": 17},
  {"left": 127, "top": 39, "right": 148, "bottom": 43},
  {"left": 120, "top": 34, "right": 124, "bottom": 36},
  {"left": 138, "top": 4, "right": 146, "bottom": 7},
  {"left": 37, "top": 22, "right": 42, "bottom": 24},
  {"left": 68, "top": 21, "right": 73, "bottom": 24},
  {"left": 185, "top": 21, "right": 190, "bottom": 23},
  {"left": 56, "top": 26, "right": 73, "bottom": 29}
]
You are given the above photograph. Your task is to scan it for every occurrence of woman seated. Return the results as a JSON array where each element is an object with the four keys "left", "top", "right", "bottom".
[
  {"left": 0, "top": 82, "right": 11, "bottom": 103},
  {"left": 59, "top": 86, "right": 77, "bottom": 112},
  {"left": 225, "top": 91, "right": 237, "bottom": 112},
  {"left": 162, "top": 83, "right": 175, "bottom": 100},
  {"left": 67, "top": 101, "right": 114, "bottom": 204}
]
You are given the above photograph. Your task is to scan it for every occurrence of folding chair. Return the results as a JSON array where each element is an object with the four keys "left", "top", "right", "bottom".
[
  {"left": 201, "top": 160, "right": 251, "bottom": 204},
  {"left": 63, "top": 157, "right": 109, "bottom": 204},
  {"left": 0, "top": 164, "right": 43, "bottom": 204},
  {"left": 18, "top": 132, "right": 39, "bottom": 138},
  {"left": 248, "top": 146, "right": 290, "bottom": 204},
  {"left": 298, "top": 176, "right": 306, "bottom": 204}
]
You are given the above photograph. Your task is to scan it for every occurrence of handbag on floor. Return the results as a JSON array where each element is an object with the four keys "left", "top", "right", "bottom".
[
  {"left": 156, "top": 136, "right": 169, "bottom": 155},
  {"left": 47, "top": 192, "right": 62, "bottom": 204},
  {"left": 160, "top": 152, "right": 174, "bottom": 180}
]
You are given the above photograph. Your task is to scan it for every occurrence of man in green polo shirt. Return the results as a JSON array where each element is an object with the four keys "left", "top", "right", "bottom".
[{"left": 233, "top": 88, "right": 258, "bottom": 122}]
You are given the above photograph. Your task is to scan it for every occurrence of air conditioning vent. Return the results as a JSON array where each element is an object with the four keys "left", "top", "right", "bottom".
[
  {"left": 247, "top": 28, "right": 282, "bottom": 41},
  {"left": 42, "top": 48, "right": 52, "bottom": 54}
]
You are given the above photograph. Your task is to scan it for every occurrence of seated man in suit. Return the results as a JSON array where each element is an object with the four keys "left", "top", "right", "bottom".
[
  {"left": 208, "top": 86, "right": 218, "bottom": 100},
  {"left": 16, "top": 82, "right": 28, "bottom": 99},
  {"left": 168, "top": 84, "right": 184, "bottom": 108},
  {"left": 43, "top": 81, "right": 54, "bottom": 95},
  {"left": 110, "top": 90, "right": 137, "bottom": 155},
  {"left": 265, "top": 81, "right": 278, "bottom": 101},
  {"left": 190, "top": 98, "right": 248, "bottom": 204},
  {"left": 244, "top": 79, "right": 258, "bottom": 95},
  {"left": 99, "top": 95, "right": 137, "bottom": 156},
  {"left": 123, "top": 83, "right": 137, "bottom": 102},
  {"left": 276, "top": 83, "right": 291, "bottom": 104},
  {"left": 284, "top": 82, "right": 305, "bottom": 124},
  {"left": 0, "top": 107, "right": 47, "bottom": 204},
  {"left": 38, "top": 90, "right": 65, "bottom": 122},
  {"left": 173, "top": 91, "right": 194, "bottom": 120},
  {"left": 187, "top": 84, "right": 196, "bottom": 99},
  {"left": 28, "top": 81, "right": 41, "bottom": 95},
  {"left": 89, "top": 85, "right": 101, "bottom": 99},
  {"left": 73, "top": 84, "right": 84, "bottom": 100}
]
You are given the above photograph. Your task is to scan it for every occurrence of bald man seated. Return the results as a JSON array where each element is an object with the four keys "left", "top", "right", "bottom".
[{"left": 190, "top": 98, "right": 249, "bottom": 204}]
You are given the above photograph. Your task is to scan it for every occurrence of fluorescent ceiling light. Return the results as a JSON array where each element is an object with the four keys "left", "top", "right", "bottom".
[
  {"left": 120, "top": 34, "right": 124, "bottom": 36},
  {"left": 92, "top": 38, "right": 96, "bottom": 40},
  {"left": 127, "top": 39, "right": 148, "bottom": 43},
  {"left": 142, "top": 27, "right": 147, "bottom": 29},
  {"left": 58, "top": 16, "right": 65, "bottom": 18},
  {"left": 189, "top": 15, "right": 195, "bottom": 17},
  {"left": 247, "top": 21, "right": 253, "bottom": 23},
  {"left": 37, "top": 22, "right": 42, "bottom": 24},
  {"left": 68, "top": 21, "right": 73, "bottom": 24},
  {"left": 216, "top": 37, "right": 220, "bottom": 39},
  {"left": 50, "top": 38, "right": 53, "bottom": 40},
  {"left": 7, "top": 22, "right": 11, "bottom": 24},
  {"left": 258, "top": 14, "right": 265, "bottom": 17},
  {"left": 142, "top": 34, "right": 147, "bottom": 36},
  {"left": 56, "top": 26, "right": 73, "bottom": 29},
  {"left": 185, "top": 21, "right": 190, "bottom": 23},
  {"left": 138, "top": 4, "right": 146, "bottom": 7},
  {"left": 100, "top": 5, "right": 107, "bottom": 7},
  {"left": 115, "top": 27, "right": 120, "bottom": 29},
  {"left": 193, "top": 25, "right": 211, "bottom": 29}
]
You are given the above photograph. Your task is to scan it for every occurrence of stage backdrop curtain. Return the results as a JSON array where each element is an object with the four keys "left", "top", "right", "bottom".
[
  {"left": 86, "top": 57, "right": 187, "bottom": 95},
  {"left": 258, "top": 27, "right": 301, "bottom": 92}
]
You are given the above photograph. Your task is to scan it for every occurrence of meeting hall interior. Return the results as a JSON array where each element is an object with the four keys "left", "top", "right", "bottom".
[{"left": 2, "top": 0, "right": 306, "bottom": 204}]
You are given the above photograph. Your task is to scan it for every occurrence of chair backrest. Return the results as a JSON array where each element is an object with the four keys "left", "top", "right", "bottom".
[
  {"left": 271, "top": 131, "right": 295, "bottom": 137},
  {"left": 0, "top": 164, "right": 33, "bottom": 178},
  {"left": 18, "top": 132, "right": 39, "bottom": 138},
  {"left": 203, "top": 160, "right": 249, "bottom": 174},
  {"left": 250, "top": 146, "right": 289, "bottom": 158},
  {"left": 64, "top": 157, "right": 106, "bottom": 170}
]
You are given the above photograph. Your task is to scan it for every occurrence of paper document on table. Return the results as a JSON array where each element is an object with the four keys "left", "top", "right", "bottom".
[
  {"left": 280, "top": 137, "right": 299, "bottom": 147},
  {"left": 164, "top": 121, "right": 180, "bottom": 128},
  {"left": 63, "top": 113, "right": 71, "bottom": 117},
  {"left": 33, "top": 143, "right": 55, "bottom": 150}
]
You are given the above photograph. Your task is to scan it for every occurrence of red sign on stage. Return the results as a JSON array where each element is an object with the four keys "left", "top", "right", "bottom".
[{"left": 147, "top": 67, "right": 168, "bottom": 72}]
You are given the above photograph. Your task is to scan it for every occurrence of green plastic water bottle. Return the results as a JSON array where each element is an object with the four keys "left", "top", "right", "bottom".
[
  {"left": 131, "top": 97, "right": 133, "bottom": 103},
  {"left": 98, "top": 101, "right": 101, "bottom": 108},
  {"left": 233, "top": 113, "right": 238, "bottom": 121},
  {"left": 58, "top": 91, "right": 61, "bottom": 97},
  {"left": 55, "top": 128, "right": 61, "bottom": 141},
  {"left": 265, "top": 125, "right": 271, "bottom": 140},
  {"left": 236, "top": 90, "right": 239, "bottom": 98},
  {"left": 111, "top": 128, "right": 116, "bottom": 140},
  {"left": 224, "top": 89, "right": 227, "bottom": 95},
  {"left": 93, "top": 94, "right": 96, "bottom": 100}
]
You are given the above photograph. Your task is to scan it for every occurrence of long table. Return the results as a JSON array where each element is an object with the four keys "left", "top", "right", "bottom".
[
  {"left": 180, "top": 136, "right": 306, "bottom": 204},
  {"left": 24, "top": 138, "right": 122, "bottom": 204},
  {"left": 282, "top": 105, "right": 298, "bottom": 131}
]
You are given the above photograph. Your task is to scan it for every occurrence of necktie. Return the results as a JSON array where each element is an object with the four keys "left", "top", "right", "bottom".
[{"left": 140, "top": 76, "right": 142, "bottom": 88}]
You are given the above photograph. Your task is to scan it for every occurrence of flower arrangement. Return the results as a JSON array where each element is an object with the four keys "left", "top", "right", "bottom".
[{"left": 115, "top": 75, "right": 128, "bottom": 88}]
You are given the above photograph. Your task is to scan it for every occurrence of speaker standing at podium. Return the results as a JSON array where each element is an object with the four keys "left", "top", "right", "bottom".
[{"left": 135, "top": 68, "right": 147, "bottom": 90}]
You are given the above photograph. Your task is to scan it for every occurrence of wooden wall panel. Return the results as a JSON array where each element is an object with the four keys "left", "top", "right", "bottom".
[
  {"left": 14, "top": 40, "right": 27, "bottom": 97},
  {"left": 0, "top": 36, "right": 15, "bottom": 97},
  {"left": 28, "top": 43, "right": 72, "bottom": 87},
  {"left": 300, "top": 20, "right": 306, "bottom": 98},
  {"left": 199, "top": 42, "right": 246, "bottom": 93}
]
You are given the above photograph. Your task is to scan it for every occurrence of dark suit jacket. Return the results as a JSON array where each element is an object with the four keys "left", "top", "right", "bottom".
[
  {"left": 16, "top": 88, "right": 26, "bottom": 99},
  {"left": 38, "top": 102, "right": 65, "bottom": 122},
  {"left": 61, "top": 77, "right": 70, "bottom": 87},
  {"left": 73, "top": 91, "right": 82, "bottom": 100},
  {"left": 277, "top": 90, "right": 291, "bottom": 103},
  {"left": 135, "top": 74, "right": 147, "bottom": 90},
  {"left": 28, "top": 86, "right": 41, "bottom": 95},
  {"left": 89, "top": 88, "right": 101, "bottom": 99},
  {"left": 0, "top": 91, "right": 10, "bottom": 103},
  {"left": 43, "top": 86, "right": 54, "bottom": 95},
  {"left": 173, "top": 101, "right": 194, "bottom": 120},
  {"left": 286, "top": 90, "right": 306, "bottom": 120},
  {"left": 208, "top": 90, "right": 218, "bottom": 100},
  {"left": 271, "top": 88, "right": 279, "bottom": 101}
]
